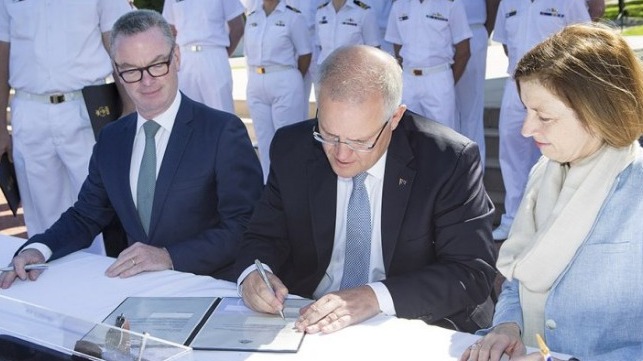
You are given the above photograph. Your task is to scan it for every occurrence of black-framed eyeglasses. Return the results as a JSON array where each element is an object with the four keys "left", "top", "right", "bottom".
[
  {"left": 313, "top": 115, "right": 390, "bottom": 152},
  {"left": 116, "top": 47, "right": 174, "bottom": 84}
]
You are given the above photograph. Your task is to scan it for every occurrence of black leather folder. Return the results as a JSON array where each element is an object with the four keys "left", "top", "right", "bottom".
[
  {"left": 82, "top": 83, "right": 123, "bottom": 140},
  {"left": 0, "top": 153, "right": 20, "bottom": 217}
]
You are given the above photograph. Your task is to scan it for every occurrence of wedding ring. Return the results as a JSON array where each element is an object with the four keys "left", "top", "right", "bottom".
[{"left": 131, "top": 258, "right": 136, "bottom": 266}]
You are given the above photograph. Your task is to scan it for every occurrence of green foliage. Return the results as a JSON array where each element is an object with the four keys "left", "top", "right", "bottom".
[
  {"left": 133, "top": 0, "right": 163, "bottom": 12},
  {"left": 605, "top": 1, "right": 643, "bottom": 19},
  {"left": 622, "top": 24, "right": 643, "bottom": 35}
]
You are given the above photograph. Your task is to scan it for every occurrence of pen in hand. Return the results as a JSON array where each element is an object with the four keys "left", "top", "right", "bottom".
[
  {"left": 0, "top": 263, "right": 48, "bottom": 272},
  {"left": 254, "top": 259, "right": 285, "bottom": 320},
  {"left": 536, "top": 333, "right": 553, "bottom": 361}
]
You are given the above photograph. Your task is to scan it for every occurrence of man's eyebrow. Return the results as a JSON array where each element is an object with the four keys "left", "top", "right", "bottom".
[
  {"left": 115, "top": 53, "right": 168, "bottom": 69},
  {"left": 318, "top": 125, "right": 370, "bottom": 142}
]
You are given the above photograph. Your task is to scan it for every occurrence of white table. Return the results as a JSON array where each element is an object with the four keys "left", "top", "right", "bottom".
[{"left": 0, "top": 234, "right": 482, "bottom": 360}]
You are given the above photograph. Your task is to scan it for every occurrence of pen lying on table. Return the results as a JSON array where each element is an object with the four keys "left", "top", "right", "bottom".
[{"left": 0, "top": 263, "right": 49, "bottom": 272}]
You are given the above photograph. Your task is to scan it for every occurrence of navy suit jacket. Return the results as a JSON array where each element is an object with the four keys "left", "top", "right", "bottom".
[
  {"left": 24, "top": 94, "right": 263, "bottom": 280},
  {"left": 235, "top": 110, "right": 496, "bottom": 331}
]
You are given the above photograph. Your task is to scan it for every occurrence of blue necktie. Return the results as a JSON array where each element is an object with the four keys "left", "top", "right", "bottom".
[
  {"left": 340, "top": 172, "right": 372, "bottom": 289},
  {"left": 137, "top": 120, "right": 161, "bottom": 235}
]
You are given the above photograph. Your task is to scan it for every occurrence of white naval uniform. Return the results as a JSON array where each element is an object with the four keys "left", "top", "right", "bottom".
[
  {"left": 288, "top": 0, "right": 323, "bottom": 118},
  {"left": 0, "top": 0, "right": 131, "bottom": 254},
  {"left": 455, "top": 0, "right": 489, "bottom": 166},
  {"left": 245, "top": 0, "right": 319, "bottom": 117},
  {"left": 244, "top": 2, "right": 312, "bottom": 181},
  {"left": 315, "top": 0, "right": 380, "bottom": 65},
  {"left": 163, "top": 0, "right": 244, "bottom": 114},
  {"left": 493, "top": 0, "right": 590, "bottom": 229},
  {"left": 370, "top": 0, "right": 394, "bottom": 54},
  {"left": 386, "top": 0, "right": 471, "bottom": 129}
]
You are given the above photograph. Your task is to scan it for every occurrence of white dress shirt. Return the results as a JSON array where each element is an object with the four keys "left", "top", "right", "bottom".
[{"left": 314, "top": 152, "right": 396, "bottom": 315}]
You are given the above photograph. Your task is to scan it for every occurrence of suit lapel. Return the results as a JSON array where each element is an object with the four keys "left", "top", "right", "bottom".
[
  {"left": 308, "top": 145, "right": 337, "bottom": 269},
  {"left": 381, "top": 125, "right": 416, "bottom": 270},
  {"left": 147, "top": 97, "right": 193, "bottom": 241}
]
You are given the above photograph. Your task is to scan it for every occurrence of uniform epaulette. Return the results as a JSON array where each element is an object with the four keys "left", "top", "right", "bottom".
[
  {"left": 354, "top": 0, "right": 370, "bottom": 9},
  {"left": 319, "top": 2, "right": 330, "bottom": 9},
  {"left": 286, "top": 5, "right": 301, "bottom": 13}
]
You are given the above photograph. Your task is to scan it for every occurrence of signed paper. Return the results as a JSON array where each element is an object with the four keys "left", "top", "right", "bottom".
[{"left": 190, "top": 297, "right": 311, "bottom": 352}]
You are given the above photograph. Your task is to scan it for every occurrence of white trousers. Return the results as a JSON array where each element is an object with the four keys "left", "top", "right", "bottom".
[
  {"left": 178, "top": 46, "right": 235, "bottom": 113},
  {"left": 402, "top": 68, "right": 455, "bottom": 129},
  {"left": 455, "top": 25, "right": 487, "bottom": 166},
  {"left": 246, "top": 68, "right": 307, "bottom": 181},
  {"left": 498, "top": 79, "right": 541, "bottom": 226},
  {"left": 10, "top": 96, "right": 104, "bottom": 254}
]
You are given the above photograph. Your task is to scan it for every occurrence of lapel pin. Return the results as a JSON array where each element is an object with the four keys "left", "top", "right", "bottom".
[{"left": 398, "top": 178, "right": 407, "bottom": 186}]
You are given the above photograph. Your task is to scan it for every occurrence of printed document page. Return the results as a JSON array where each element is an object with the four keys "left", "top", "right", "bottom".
[{"left": 190, "top": 297, "right": 311, "bottom": 352}]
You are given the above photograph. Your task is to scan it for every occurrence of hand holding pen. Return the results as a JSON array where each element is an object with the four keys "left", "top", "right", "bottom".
[
  {"left": 254, "top": 259, "right": 286, "bottom": 320},
  {"left": 0, "top": 263, "right": 48, "bottom": 272},
  {"left": 0, "top": 248, "right": 47, "bottom": 289}
]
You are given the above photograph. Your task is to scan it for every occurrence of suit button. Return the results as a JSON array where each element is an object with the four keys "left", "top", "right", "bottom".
[{"left": 545, "top": 319, "right": 557, "bottom": 330}]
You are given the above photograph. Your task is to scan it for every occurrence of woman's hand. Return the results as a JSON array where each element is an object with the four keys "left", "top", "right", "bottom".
[{"left": 459, "top": 322, "right": 526, "bottom": 361}]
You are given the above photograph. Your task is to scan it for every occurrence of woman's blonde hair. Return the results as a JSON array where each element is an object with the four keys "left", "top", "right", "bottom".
[{"left": 515, "top": 23, "right": 643, "bottom": 147}]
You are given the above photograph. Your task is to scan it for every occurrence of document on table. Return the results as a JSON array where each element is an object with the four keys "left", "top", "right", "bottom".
[
  {"left": 101, "top": 297, "right": 311, "bottom": 353},
  {"left": 190, "top": 297, "right": 310, "bottom": 352},
  {"left": 102, "top": 296, "right": 218, "bottom": 345}
]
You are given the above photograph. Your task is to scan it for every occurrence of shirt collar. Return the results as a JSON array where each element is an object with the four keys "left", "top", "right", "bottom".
[
  {"left": 337, "top": 151, "right": 388, "bottom": 182},
  {"left": 136, "top": 91, "right": 181, "bottom": 134}
]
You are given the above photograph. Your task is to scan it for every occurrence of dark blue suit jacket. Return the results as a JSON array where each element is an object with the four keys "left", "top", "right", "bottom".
[
  {"left": 24, "top": 94, "right": 263, "bottom": 280},
  {"left": 235, "top": 110, "right": 496, "bottom": 331}
]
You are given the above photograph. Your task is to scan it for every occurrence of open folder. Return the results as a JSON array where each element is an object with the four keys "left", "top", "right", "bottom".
[
  {"left": 97, "top": 297, "right": 310, "bottom": 353},
  {"left": 0, "top": 153, "right": 20, "bottom": 216}
]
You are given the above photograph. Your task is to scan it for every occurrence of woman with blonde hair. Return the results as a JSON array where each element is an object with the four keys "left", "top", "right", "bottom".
[{"left": 461, "top": 23, "right": 643, "bottom": 361}]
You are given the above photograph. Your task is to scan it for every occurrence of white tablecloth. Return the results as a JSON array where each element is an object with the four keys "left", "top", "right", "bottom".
[{"left": 0, "top": 235, "right": 484, "bottom": 360}]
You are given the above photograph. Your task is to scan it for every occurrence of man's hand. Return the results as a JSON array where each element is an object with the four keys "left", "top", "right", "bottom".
[
  {"left": 295, "top": 286, "right": 380, "bottom": 334},
  {"left": 459, "top": 322, "right": 525, "bottom": 361},
  {"left": 0, "top": 248, "right": 46, "bottom": 289},
  {"left": 105, "top": 242, "right": 173, "bottom": 278},
  {"left": 241, "top": 270, "right": 288, "bottom": 316}
]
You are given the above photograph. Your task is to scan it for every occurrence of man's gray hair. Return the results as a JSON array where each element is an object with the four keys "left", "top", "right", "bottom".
[
  {"left": 110, "top": 9, "right": 175, "bottom": 56},
  {"left": 317, "top": 45, "right": 402, "bottom": 118}
]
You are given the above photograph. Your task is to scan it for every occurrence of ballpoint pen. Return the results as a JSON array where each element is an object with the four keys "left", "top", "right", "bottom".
[
  {"left": 254, "top": 259, "right": 286, "bottom": 320},
  {"left": 536, "top": 333, "right": 553, "bottom": 361},
  {"left": 0, "top": 263, "right": 48, "bottom": 272}
]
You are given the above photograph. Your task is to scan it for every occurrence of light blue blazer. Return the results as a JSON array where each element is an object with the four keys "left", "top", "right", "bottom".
[{"left": 493, "top": 152, "right": 643, "bottom": 361}]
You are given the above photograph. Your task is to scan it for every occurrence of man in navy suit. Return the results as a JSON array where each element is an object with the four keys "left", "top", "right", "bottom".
[
  {"left": 236, "top": 45, "right": 496, "bottom": 334},
  {"left": 0, "top": 10, "right": 263, "bottom": 289}
]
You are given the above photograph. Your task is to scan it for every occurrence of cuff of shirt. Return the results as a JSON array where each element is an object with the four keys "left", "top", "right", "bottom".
[
  {"left": 22, "top": 243, "right": 52, "bottom": 261},
  {"left": 236, "top": 262, "right": 273, "bottom": 296},
  {"left": 368, "top": 281, "right": 396, "bottom": 316}
]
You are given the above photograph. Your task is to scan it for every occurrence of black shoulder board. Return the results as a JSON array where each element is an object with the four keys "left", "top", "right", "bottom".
[
  {"left": 286, "top": 5, "right": 301, "bottom": 13},
  {"left": 354, "top": 0, "right": 370, "bottom": 9},
  {"left": 319, "top": 1, "right": 330, "bottom": 9}
]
